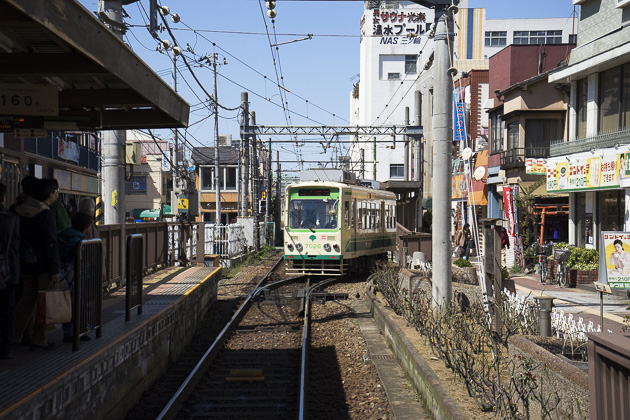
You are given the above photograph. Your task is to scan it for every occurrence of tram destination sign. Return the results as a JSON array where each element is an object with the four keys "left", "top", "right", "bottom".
[{"left": 0, "top": 83, "right": 58, "bottom": 116}]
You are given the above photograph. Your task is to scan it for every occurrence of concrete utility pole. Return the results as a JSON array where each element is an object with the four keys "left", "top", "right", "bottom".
[
  {"left": 171, "top": 53, "right": 179, "bottom": 217},
  {"left": 252, "top": 111, "right": 260, "bottom": 251},
  {"left": 211, "top": 54, "right": 221, "bottom": 225},
  {"left": 404, "top": 107, "right": 410, "bottom": 181},
  {"left": 240, "top": 92, "right": 250, "bottom": 218},
  {"left": 415, "top": 90, "right": 423, "bottom": 231},
  {"left": 266, "top": 138, "right": 271, "bottom": 223},
  {"left": 99, "top": 0, "right": 126, "bottom": 285},
  {"left": 430, "top": 5, "right": 457, "bottom": 309}
]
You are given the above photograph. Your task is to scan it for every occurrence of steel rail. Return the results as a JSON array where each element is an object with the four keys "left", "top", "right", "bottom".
[
  {"left": 298, "top": 276, "right": 342, "bottom": 420},
  {"left": 155, "top": 255, "right": 285, "bottom": 420}
]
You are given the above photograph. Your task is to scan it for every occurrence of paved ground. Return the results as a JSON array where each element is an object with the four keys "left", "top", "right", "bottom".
[{"left": 510, "top": 272, "right": 629, "bottom": 334}]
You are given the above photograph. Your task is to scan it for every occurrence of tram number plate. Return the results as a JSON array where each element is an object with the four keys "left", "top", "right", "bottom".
[{"left": 305, "top": 244, "right": 321, "bottom": 249}]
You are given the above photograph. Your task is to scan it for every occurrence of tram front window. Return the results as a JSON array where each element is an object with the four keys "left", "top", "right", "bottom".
[{"left": 290, "top": 199, "right": 338, "bottom": 230}]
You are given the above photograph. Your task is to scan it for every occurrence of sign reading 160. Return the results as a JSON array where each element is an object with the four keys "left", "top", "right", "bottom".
[{"left": 1, "top": 94, "right": 33, "bottom": 107}]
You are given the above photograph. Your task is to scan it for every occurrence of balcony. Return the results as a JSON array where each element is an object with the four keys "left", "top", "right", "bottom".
[
  {"left": 549, "top": 127, "right": 630, "bottom": 157},
  {"left": 500, "top": 147, "right": 549, "bottom": 169}
]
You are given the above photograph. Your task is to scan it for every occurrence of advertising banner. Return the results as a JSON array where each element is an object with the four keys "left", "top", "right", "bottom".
[
  {"left": 526, "top": 158, "right": 547, "bottom": 175},
  {"left": 503, "top": 185, "right": 516, "bottom": 237},
  {"left": 600, "top": 231, "right": 630, "bottom": 289},
  {"left": 547, "top": 151, "right": 628, "bottom": 192}
]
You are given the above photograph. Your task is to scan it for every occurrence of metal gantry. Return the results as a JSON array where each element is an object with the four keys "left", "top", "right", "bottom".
[{"left": 241, "top": 125, "right": 422, "bottom": 137}]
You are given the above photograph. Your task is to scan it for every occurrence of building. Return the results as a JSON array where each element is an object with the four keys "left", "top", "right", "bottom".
[
  {"left": 547, "top": 0, "right": 630, "bottom": 250},
  {"left": 125, "top": 131, "right": 174, "bottom": 221}
]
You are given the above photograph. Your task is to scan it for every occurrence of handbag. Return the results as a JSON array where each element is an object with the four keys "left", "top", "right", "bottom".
[{"left": 36, "top": 289, "right": 72, "bottom": 326}]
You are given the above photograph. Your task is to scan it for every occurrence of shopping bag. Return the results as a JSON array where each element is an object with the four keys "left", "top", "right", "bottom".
[{"left": 36, "top": 290, "right": 72, "bottom": 326}]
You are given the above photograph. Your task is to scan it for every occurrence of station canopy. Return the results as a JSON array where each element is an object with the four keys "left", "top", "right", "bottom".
[{"left": 0, "top": 0, "right": 189, "bottom": 131}]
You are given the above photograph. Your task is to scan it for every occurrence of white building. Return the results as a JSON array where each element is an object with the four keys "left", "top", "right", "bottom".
[{"left": 351, "top": 0, "right": 576, "bottom": 198}]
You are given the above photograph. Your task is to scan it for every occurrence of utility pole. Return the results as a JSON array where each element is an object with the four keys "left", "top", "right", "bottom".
[
  {"left": 404, "top": 106, "right": 410, "bottom": 181},
  {"left": 430, "top": 4, "right": 457, "bottom": 309},
  {"left": 373, "top": 137, "right": 377, "bottom": 179},
  {"left": 240, "top": 92, "right": 250, "bottom": 218},
  {"left": 276, "top": 150, "right": 282, "bottom": 246},
  {"left": 360, "top": 149, "right": 365, "bottom": 179},
  {"left": 266, "top": 138, "right": 271, "bottom": 223},
  {"left": 211, "top": 53, "right": 221, "bottom": 225},
  {"left": 99, "top": 0, "right": 126, "bottom": 285},
  {"left": 171, "top": 53, "right": 179, "bottom": 218},
  {"left": 252, "top": 112, "right": 260, "bottom": 251},
  {"left": 415, "top": 91, "right": 423, "bottom": 231}
]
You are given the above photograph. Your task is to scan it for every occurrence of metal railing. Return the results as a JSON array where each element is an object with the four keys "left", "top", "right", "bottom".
[
  {"left": 204, "top": 223, "right": 247, "bottom": 262},
  {"left": 550, "top": 127, "right": 630, "bottom": 157},
  {"left": 500, "top": 147, "right": 549, "bottom": 168},
  {"left": 126, "top": 234, "right": 143, "bottom": 322},
  {"left": 72, "top": 238, "right": 103, "bottom": 351},
  {"left": 98, "top": 221, "right": 203, "bottom": 288}
]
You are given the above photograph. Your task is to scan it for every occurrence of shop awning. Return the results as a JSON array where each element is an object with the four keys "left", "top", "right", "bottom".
[
  {"left": 422, "top": 198, "right": 432, "bottom": 209},
  {"left": 162, "top": 204, "right": 176, "bottom": 216},
  {"left": 133, "top": 208, "right": 161, "bottom": 219}
]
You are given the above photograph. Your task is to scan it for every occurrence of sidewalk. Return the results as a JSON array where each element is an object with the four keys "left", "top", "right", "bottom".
[{"left": 510, "top": 272, "right": 629, "bottom": 334}]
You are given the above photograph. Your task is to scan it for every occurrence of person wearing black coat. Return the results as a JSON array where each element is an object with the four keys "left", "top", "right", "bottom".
[
  {"left": 0, "top": 183, "right": 19, "bottom": 359},
  {"left": 13, "top": 178, "right": 60, "bottom": 350}
]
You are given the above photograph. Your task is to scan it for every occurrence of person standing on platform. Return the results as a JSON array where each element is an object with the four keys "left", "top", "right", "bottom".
[
  {"left": 78, "top": 197, "right": 100, "bottom": 239},
  {"left": 49, "top": 179, "right": 70, "bottom": 236},
  {"left": 0, "top": 183, "right": 20, "bottom": 359},
  {"left": 13, "top": 178, "right": 60, "bottom": 351}
]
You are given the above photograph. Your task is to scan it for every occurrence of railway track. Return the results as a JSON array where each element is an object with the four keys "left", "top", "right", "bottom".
[{"left": 155, "top": 256, "right": 342, "bottom": 420}]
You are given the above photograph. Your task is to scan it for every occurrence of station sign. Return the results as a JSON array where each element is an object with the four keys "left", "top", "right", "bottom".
[{"left": 0, "top": 83, "right": 58, "bottom": 116}]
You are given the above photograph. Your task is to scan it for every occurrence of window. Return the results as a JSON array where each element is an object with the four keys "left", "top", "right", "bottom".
[
  {"left": 225, "top": 167, "right": 237, "bottom": 190},
  {"left": 200, "top": 166, "right": 238, "bottom": 191},
  {"left": 513, "top": 30, "right": 562, "bottom": 45},
  {"left": 569, "top": 34, "right": 577, "bottom": 44},
  {"left": 388, "top": 72, "right": 400, "bottom": 80},
  {"left": 289, "top": 198, "right": 338, "bottom": 230},
  {"left": 507, "top": 122, "right": 519, "bottom": 150},
  {"left": 125, "top": 176, "right": 147, "bottom": 195},
  {"left": 484, "top": 31, "right": 506, "bottom": 47},
  {"left": 390, "top": 164, "right": 404, "bottom": 179},
  {"left": 405, "top": 55, "right": 417, "bottom": 74},
  {"left": 525, "top": 119, "right": 560, "bottom": 152},
  {"left": 491, "top": 114, "right": 504, "bottom": 153},
  {"left": 576, "top": 77, "right": 588, "bottom": 139},
  {"left": 599, "top": 66, "right": 622, "bottom": 132}
]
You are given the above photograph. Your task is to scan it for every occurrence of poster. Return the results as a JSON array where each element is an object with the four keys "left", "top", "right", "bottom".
[{"left": 600, "top": 231, "right": 630, "bottom": 289}]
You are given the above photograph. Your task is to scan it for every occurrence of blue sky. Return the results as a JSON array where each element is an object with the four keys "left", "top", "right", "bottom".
[{"left": 78, "top": 0, "right": 576, "bottom": 170}]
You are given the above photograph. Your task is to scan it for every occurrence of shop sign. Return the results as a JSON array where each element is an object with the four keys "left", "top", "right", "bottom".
[
  {"left": 453, "top": 102, "right": 466, "bottom": 142},
  {"left": 547, "top": 151, "right": 627, "bottom": 192},
  {"left": 600, "top": 231, "right": 630, "bottom": 289},
  {"left": 526, "top": 158, "right": 547, "bottom": 175},
  {"left": 368, "top": 8, "right": 428, "bottom": 39},
  {"left": 451, "top": 174, "right": 468, "bottom": 199}
]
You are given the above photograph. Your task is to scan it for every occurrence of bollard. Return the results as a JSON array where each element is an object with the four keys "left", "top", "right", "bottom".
[{"left": 535, "top": 295, "right": 555, "bottom": 337}]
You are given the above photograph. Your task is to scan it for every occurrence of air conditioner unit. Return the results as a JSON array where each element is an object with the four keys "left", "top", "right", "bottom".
[
  {"left": 125, "top": 143, "right": 143, "bottom": 165},
  {"left": 218, "top": 134, "right": 232, "bottom": 147}
]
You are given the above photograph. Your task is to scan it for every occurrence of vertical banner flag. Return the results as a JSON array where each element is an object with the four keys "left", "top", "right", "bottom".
[
  {"left": 600, "top": 231, "right": 630, "bottom": 288},
  {"left": 453, "top": 101, "right": 466, "bottom": 142},
  {"left": 502, "top": 185, "right": 516, "bottom": 236}
]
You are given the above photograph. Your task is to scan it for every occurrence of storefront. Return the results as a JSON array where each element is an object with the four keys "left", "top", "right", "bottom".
[{"left": 547, "top": 146, "right": 630, "bottom": 249}]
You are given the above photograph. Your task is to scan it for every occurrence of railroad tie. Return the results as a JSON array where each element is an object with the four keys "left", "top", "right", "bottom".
[{"left": 226, "top": 369, "right": 265, "bottom": 382}]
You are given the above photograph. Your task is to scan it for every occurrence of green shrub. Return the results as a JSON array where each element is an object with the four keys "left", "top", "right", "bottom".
[
  {"left": 453, "top": 258, "right": 473, "bottom": 268},
  {"left": 567, "top": 247, "right": 599, "bottom": 270},
  {"left": 509, "top": 264, "right": 521, "bottom": 274},
  {"left": 501, "top": 266, "right": 510, "bottom": 280}
]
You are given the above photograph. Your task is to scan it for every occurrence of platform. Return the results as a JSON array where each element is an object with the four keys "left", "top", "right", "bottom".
[{"left": 0, "top": 265, "right": 221, "bottom": 420}]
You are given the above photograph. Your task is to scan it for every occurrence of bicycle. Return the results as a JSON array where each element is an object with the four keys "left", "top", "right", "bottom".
[
  {"left": 537, "top": 243, "right": 553, "bottom": 284},
  {"left": 553, "top": 248, "right": 570, "bottom": 287}
]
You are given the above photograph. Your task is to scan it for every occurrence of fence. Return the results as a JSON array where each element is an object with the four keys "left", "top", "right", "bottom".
[
  {"left": 126, "top": 234, "right": 143, "bottom": 322},
  {"left": 98, "top": 221, "right": 203, "bottom": 289},
  {"left": 73, "top": 238, "right": 103, "bottom": 351},
  {"left": 204, "top": 223, "right": 247, "bottom": 264}
]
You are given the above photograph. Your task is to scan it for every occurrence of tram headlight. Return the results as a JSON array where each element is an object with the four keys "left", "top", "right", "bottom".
[
  {"left": 323, "top": 243, "right": 331, "bottom": 251},
  {"left": 295, "top": 242, "right": 303, "bottom": 251},
  {"left": 286, "top": 242, "right": 294, "bottom": 251},
  {"left": 333, "top": 243, "right": 340, "bottom": 251}
]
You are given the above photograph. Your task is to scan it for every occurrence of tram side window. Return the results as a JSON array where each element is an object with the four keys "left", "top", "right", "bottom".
[
  {"left": 351, "top": 201, "right": 356, "bottom": 228},
  {"left": 344, "top": 201, "right": 349, "bottom": 228}
]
